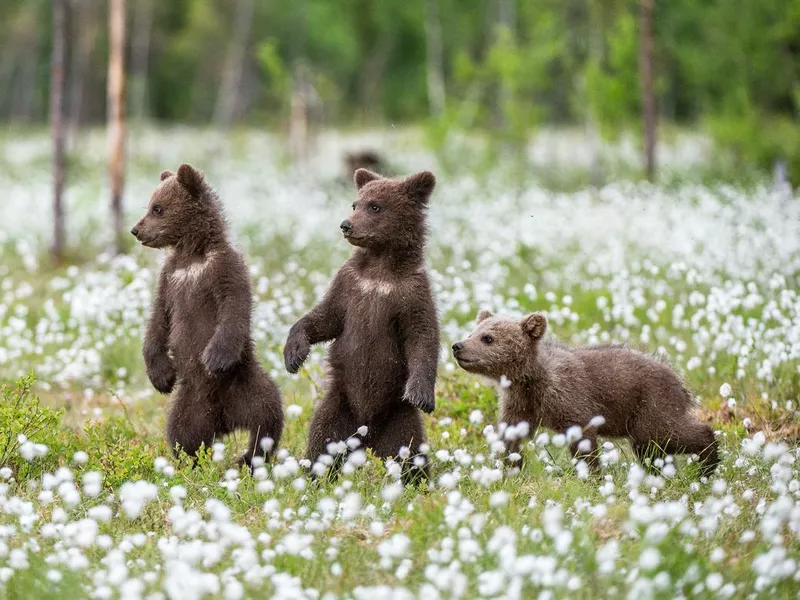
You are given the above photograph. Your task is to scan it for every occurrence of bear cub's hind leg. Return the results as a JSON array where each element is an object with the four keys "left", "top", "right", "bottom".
[
  {"left": 166, "top": 386, "right": 219, "bottom": 462},
  {"left": 222, "top": 368, "right": 285, "bottom": 469}
]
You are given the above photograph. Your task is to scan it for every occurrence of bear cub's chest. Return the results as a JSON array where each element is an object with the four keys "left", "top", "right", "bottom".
[{"left": 164, "top": 255, "right": 217, "bottom": 314}]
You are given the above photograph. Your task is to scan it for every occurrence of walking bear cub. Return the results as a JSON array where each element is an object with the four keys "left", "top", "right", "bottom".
[
  {"left": 452, "top": 311, "right": 719, "bottom": 476},
  {"left": 132, "top": 164, "right": 284, "bottom": 467},
  {"left": 284, "top": 168, "right": 440, "bottom": 477}
]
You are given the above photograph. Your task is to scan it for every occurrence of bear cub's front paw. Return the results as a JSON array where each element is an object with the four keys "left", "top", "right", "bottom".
[
  {"left": 146, "top": 355, "right": 176, "bottom": 394},
  {"left": 403, "top": 381, "right": 436, "bottom": 414},
  {"left": 284, "top": 329, "right": 310, "bottom": 374},
  {"left": 202, "top": 342, "right": 238, "bottom": 374}
]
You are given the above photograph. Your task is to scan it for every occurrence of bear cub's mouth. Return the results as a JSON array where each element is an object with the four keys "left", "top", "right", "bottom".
[{"left": 343, "top": 231, "right": 368, "bottom": 244}]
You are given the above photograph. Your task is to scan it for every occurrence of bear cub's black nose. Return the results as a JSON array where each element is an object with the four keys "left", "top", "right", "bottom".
[
  {"left": 340, "top": 220, "right": 352, "bottom": 233},
  {"left": 130, "top": 226, "right": 139, "bottom": 237},
  {"left": 452, "top": 342, "right": 464, "bottom": 353}
]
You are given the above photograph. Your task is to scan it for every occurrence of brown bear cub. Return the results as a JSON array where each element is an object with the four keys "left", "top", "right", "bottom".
[
  {"left": 453, "top": 311, "right": 719, "bottom": 476},
  {"left": 132, "top": 164, "right": 284, "bottom": 467},
  {"left": 284, "top": 168, "right": 440, "bottom": 478}
]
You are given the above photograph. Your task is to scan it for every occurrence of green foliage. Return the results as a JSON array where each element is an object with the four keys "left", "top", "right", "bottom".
[
  {"left": 83, "top": 417, "right": 162, "bottom": 489},
  {"left": 0, "top": 374, "right": 63, "bottom": 473},
  {"left": 1, "top": 0, "right": 798, "bottom": 180},
  {"left": 708, "top": 110, "right": 800, "bottom": 186},
  {"left": 584, "top": 10, "right": 640, "bottom": 140},
  {"left": 256, "top": 39, "right": 291, "bottom": 118}
]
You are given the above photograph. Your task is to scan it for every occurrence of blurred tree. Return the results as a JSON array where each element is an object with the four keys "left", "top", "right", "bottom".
[
  {"left": 639, "top": 0, "right": 656, "bottom": 180},
  {"left": 130, "top": 0, "right": 154, "bottom": 121},
  {"left": 0, "top": 0, "right": 794, "bottom": 181},
  {"left": 51, "top": 0, "right": 66, "bottom": 263},
  {"left": 424, "top": 0, "right": 446, "bottom": 116},
  {"left": 108, "top": 0, "right": 126, "bottom": 254},
  {"left": 214, "top": 0, "right": 255, "bottom": 127},
  {"left": 67, "top": 0, "right": 99, "bottom": 148}
]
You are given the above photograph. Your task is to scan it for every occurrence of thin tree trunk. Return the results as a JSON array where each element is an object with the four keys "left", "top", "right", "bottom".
[
  {"left": 494, "top": 0, "right": 516, "bottom": 130},
  {"left": 424, "top": 0, "right": 445, "bottom": 117},
  {"left": 586, "top": 0, "right": 605, "bottom": 185},
  {"left": 289, "top": 66, "right": 309, "bottom": 163},
  {"left": 214, "top": 0, "right": 255, "bottom": 127},
  {"left": 51, "top": 0, "right": 67, "bottom": 263},
  {"left": 639, "top": 0, "right": 656, "bottom": 181},
  {"left": 68, "top": 2, "right": 98, "bottom": 149},
  {"left": 108, "top": 0, "right": 126, "bottom": 254},
  {"left": 130, "top": 0, "right": 154, "bottom": 120},
  {"left": 16, "top": 11, "right": 41, "bottom": 123}
]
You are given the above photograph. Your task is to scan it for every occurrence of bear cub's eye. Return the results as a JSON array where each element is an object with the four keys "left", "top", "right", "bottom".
[
  {"left": 481, "top": 334, "right": 493, "bottom": 344},
  {"left": 152, "top": 205, "right": 163, "bottom": 215},
  {"left": 370, "top": 204, "right": 382, "bottom": 213}
]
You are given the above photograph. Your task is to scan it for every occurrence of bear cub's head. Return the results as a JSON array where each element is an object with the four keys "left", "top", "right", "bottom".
[
  {"left": 131, "top": 163, "right": 217, "bottom": 249},
  {"left": 340, "top": 169, "right": 436, "bottom": 250},
  {"left": 452, "top": 310, "right": 548, "bottom": 379}
]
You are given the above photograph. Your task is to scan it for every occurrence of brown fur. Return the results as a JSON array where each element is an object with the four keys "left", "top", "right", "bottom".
[
  {"left": 284, "top": 169, "right": 440, "bottom": 479},
  {"left": 453, "top": 311, "right": 719, "bottom": 476},
  {"left": 131, "top": 164, "right": 284, "bottom": 467},
  {"left": 344, "top": 150, "right": 383, "bottom": 179}
]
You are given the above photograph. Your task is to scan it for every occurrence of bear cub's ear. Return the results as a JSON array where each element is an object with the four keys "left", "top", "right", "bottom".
[
  {"left": 176, "top": 163, "right": 206, "bottom": 197},
  {"left": 404, "top": 170, "right": 436, "bottom": 204},
  {"left": 160, "top": 170, "right": 174, "bottom": 181},
  {"left": 354, "top": 168, "right": 381, "bottom": 189},
  {"left": 521, "top": 313, "right": 547, "bottom": 339},
  {"left": 476, "top": 309, "right": 494, "bottom": 324}
]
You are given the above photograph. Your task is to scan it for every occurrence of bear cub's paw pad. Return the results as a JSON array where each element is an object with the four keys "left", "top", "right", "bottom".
[
  {"left": 283, "top": 331, "right": 310, "bottom": 374},
  {"left": 403, "top": 382, "right": 436, "bottom": 414}
]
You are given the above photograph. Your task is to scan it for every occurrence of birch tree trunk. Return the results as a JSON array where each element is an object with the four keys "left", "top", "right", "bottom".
[
  {"left": 498, "top": 0, "right": 517, "bottom": 125},
  {"left": 424, "top": 0, "right": 445, "bottom": 117},
  {"left": 289, "top": 66, "right": 309, "bottom": 163},
  {"left": 130, "top": 0, "right": 154, "bottom": 121},
  {"left": 214, "top": 0, "right": 255, "bottom": 127},
  {"left": 639, "top": 0, "right": 656, "bottom": 181},
  {"left": 51, "top": 0, "right": 67, "bottom": 263},
  {"left": 68, "top": 1, "right": 99, "bottom": 150},
  {"left": 108, "top": 0, "right": 127, "bottom": 254}
]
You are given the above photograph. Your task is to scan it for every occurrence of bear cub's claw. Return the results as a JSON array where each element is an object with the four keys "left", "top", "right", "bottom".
[
  {"left": 403, "top": 382, "right": 436, "bottom": 414},
  {"left": 147, "top": 355, "right": 176, "bottom": 394},
  {"left": 284, "top": 329, "right": 310, "bottom": 374}
]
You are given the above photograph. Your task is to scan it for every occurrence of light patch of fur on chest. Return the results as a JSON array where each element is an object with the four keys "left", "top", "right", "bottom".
[
  {"left": 356, "top": 277, "right": 397, "bottom": 296},
  {"left": 352, "top": 267, "right": 425, "bottom": 297},
  {"left": 170, "top": 251, "right": 217, "bottom": 287}
]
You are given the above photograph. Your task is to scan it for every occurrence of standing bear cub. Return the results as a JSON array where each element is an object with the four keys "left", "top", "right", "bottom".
[
  {"left": 284, "top": 169, "right": 440, "bottom": 476},
  {"left": 453, "top": 311, "right": 719, "bottom": 476},
  {"left": 132, "top": 164, "right": 284, "bottom": 467}
]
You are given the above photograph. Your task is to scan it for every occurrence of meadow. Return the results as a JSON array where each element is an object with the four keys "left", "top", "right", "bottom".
[{"left": 0, "top": 128, "right": 799, "bottom": 599}]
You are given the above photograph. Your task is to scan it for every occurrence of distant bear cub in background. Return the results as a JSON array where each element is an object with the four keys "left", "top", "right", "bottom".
[
  {"left": 132, "top": 164, "right": 284, "bottom": 467},
  {"left": 453, "top": 311, "right": 719, "bottom": 475}
]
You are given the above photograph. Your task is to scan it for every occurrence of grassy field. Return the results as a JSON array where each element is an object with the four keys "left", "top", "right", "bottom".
[{"left": 1, "top": 128, "right": 799, "bottom": 599}]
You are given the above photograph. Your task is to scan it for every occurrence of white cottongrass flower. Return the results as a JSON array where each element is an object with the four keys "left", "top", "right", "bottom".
[
  {"left": 118, "top": 481, "right": 158, "bottom": 519},
  {"left": 489, "top": 491, "right": 509, "bottom": 508},
  {"left": 469, "top": 410, "right": 484, "bottom": 425},
  {"left": 588, "top": 415, "right": 606, "bottom": 428},
  {"left": 639, "top": 548, "right": 661, "bottom": 570}
]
